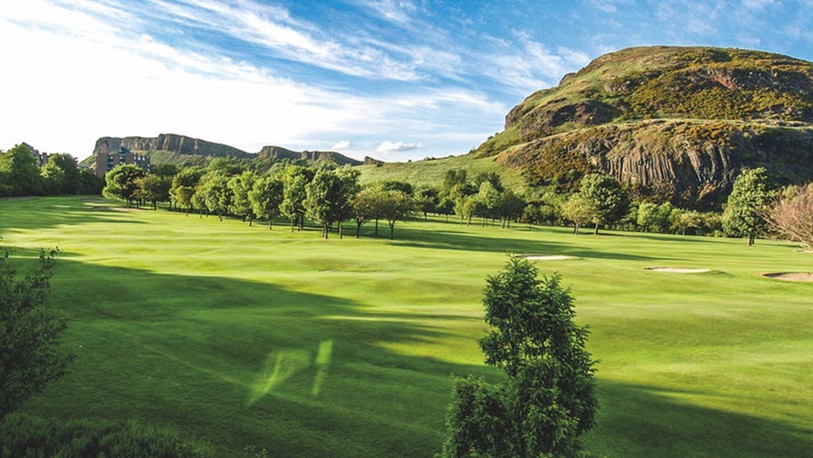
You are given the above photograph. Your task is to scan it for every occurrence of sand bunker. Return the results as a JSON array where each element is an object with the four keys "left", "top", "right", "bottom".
[
  {"left": 761, "top": 272, "right": 813, "bottom": 282},
  {"left": 523, "top": 255, "right": 577, "bottom": 261},
  {"left": 644, "top": 267, "right": 711, "bottom": 273}
]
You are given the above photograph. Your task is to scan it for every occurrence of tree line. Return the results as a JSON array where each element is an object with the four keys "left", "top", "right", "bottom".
[
  {"left": 101, "top": 157, "right": 812, "bottom": 247},
  {"left": 0, "top": 144, "right": 103, "bottom": 197}
]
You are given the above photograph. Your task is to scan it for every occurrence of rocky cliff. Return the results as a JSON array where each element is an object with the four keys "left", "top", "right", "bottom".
[
  {"left": 257, "top": 145, "right": 362, "bottom": 166},
  {"left": 93, "top": 134, "right": 251, "bottom": 158},
  {"left": 479, "top": 46, "right": 813, "bottom": 208}
]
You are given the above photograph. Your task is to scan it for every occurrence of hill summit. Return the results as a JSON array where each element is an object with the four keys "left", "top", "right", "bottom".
[{"left": 478, "top": 46, "right": 813, "bottom": 209}]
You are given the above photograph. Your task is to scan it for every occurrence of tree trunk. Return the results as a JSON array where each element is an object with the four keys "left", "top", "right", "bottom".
[
  {"left": 339, "top": 221, "right": 343, "bottom": 239},
  {"left": 269, "top": 218, "right": 273, "bottom": 230},
  {"left": 573, "top": 223, "right": 579, "bottom": 235},
  {"left": 249, "top": 215, "right": 253, "bottom": 227},
  {"left": 374, "top": 219, "right": 379, "bottom": 236},
  {"left": 389, "top": 221, "right": 395, "bottom": 239},
  {"left": 356, "top": 221, "right": 362, "bottom": 238},
  {"left": 749, "top": 234, "right": 755, "bottom": 246},
  {"left": 594, "top": 223, "right": 599, "bottom": 235}
]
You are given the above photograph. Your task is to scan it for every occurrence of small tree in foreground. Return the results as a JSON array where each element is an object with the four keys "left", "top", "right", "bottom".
[
  {"left": 443, "top": 258, "right": 597, "bottom": 457},
  {"left": 1, "top": 248, "right": 73, "bottom": 421}
]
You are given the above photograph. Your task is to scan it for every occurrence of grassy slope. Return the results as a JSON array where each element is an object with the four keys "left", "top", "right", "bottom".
[
  {"left": 1, "top": 197, "right": 811, "bottom": 457},
  {"left": 356, "top": 154, "right": 527, "bottom": 191}
]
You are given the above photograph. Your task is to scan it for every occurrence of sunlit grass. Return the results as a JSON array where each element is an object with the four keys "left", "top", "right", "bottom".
[{"left": 1, "top": 196, "right": 811, "bottom": 457}]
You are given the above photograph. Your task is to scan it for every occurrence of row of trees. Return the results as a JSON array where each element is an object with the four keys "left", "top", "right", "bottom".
[
  {"left": 101, "top": 157, "right": 810, "bottom": 247},
  {"left": 0, "top": 144, "right": 103, "bottom": 197},
  {"left": 103, "top": 163, "right": 416, "bottom": 239}
]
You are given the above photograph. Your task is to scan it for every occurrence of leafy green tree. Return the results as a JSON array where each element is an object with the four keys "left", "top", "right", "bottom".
[
  {"left": 579, "top": 173, "right": 630, "bottom": 234},
  {"left": 477, "top": 181, "right": 502, "bottom": 226},
  {"left": 77, "top": 169, "right": 104, "bottom": 196},
  {"left": 280, "top": 165, "right": 312, "bottom": 232},
  {"left": 474, "top": 171, "right": 504, "bottom": 193},
  {"left": 249, "top": 175, "right": 284, "bottom": 229},
  {"left": 455, "top": 195, "right": 481, "bottom": 226},
  {"left": 414, "top": 186, "right": 440, "bottom": 219},
  {"left": 443, "top": 258, "right": 597, "bottom": 457},
  {"left": 48, "top": 154, "right": 81, "bottom": 194},
  {"left": 498, "top": 189, "right": 525, "bottom": 228},
  {"left": 228, "top": 170, "right": 258, "bottom": 225},
  {"left": 636, "top": 201, "right": 673, "bottom": 233},
  {"left": 723, "top": 167, "right": 775, "bottom": 245},
  {"left": 561, "top": 193, "right": 597, "bottom": 235},
  {"left": 0, "top": 144, "right": 42, "bottom": 196},
  {"left": 170, "top": 167, "right": 205, "bottom": 214},
  {"left": 304, "top": 167, "right": 359, "bottom": 238},
  {"left": 380, "top": 190, "right": 413, "bottom": 239},
  {"left": 1, "top": 248, "right": 73, "bottom": 421},
  {"left": 196, "top": 171, "right": 233, "bottom": 221},
  {"left": 40, "top": 160, "right": 66, "bottom": 195},
  {"left": 351, "top": 185, "right": 382, "bottom": 237},
  {"left": 135, "top": 174, "right": 171, "bottom": 210},
  {"left": 103, "top": 164, "right": 146, "bottom": 206}
]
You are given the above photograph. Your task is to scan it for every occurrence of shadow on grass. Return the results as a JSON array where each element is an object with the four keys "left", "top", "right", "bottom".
[
  {"left": 389, "top": 226, "right": 660, "bottom": 262},
  {"left": 23, "top": 258, "right": 495, "bottom": 458},
  {"left": 586, "top": 380, "right": 813, "bottom": 457},
  {"left": 0, "top": 196, "right": 144, "bottom": 236}
]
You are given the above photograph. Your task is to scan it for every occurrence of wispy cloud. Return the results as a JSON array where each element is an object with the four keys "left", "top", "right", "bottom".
[{"left": 331, "top": 140, "right": 352, "bottom": 151}]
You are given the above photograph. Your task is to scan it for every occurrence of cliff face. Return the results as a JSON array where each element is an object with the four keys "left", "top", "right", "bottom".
[
  {"left": 480, "top": 46, "right": 813, "bottom": 208},
  {"left": 93, "top": 134, "right": 251, "bottom": 158},
  {"left": 257, "top": 145, "right": 362, "bottom": 166}
]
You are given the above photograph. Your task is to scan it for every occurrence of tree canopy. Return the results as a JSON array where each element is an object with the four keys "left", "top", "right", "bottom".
[
  {"left": 444, "top": 258, "right": 597, "bottom": 457},
  {"left": 723, "top": 167, "right": 775, "bottom": 245}
]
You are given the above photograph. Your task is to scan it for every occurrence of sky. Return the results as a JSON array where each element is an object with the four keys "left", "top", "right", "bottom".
[{"left": 1, "top": 1, "right": 812, "bottom": 162}]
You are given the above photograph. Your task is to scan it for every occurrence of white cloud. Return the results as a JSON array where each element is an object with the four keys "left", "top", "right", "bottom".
[
  {"left": 331, "top": 140, "right": 352, "bottom": 151},
  {"left": 376, "top": 141, "right": 422, "bottom": 153},
  {"left": 741, "top": 0, "right": 778, "bottom": 9}
]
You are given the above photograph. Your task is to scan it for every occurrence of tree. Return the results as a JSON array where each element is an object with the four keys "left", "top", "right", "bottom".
[
  {"left": 723, "top": 168, "right": 775, "bottom": 245},
  {"left": 477, "top": 181, "right": 501, "bottom": 226},
  {"left": 1, "top": 248, "right": 73, "bottom": 421},
  {"left": 498, "top": 189, "right": 525, "bottom": 228},
  {"left": 170, "top": 167, "right": 205, "bottom": 214},
  {"left": 0, "top": 144, "right": 42, "bottom": 196},
  {"left": 352, "top": 185, "right": 382, "bottom": 238},
  {"left": 47, "top": 154, "right": 81, "bottom": 195},
  {"left": 40, "top": 160, "right": 66, "bottom": 195},
  {"left": 380, "top": 190, "right": 413, "bottom": 239},
  {"left": 280, "top": 165, "right": 311, "bottom": 232},
  {"left": 561, "top": 193, "right": 597, "bottom": 235},
  {"left": 249, "top": 175, "right": 284, "bottom": 230},
  {"left": 579, "top": 173, "right": 630, "bottom": 234},
  {"left": 304, "top": 167, "right": 359, "bottom": 239},
  {"left": 134, "top": 174, "right": 171, "bottom": 210},
  {"left": 765, "top": 184, "right": 813, "bottom": 249},
  {"left": 636, "top": 201, "right": 672, "bottom": 233},
  {"left": 228, "top": 170, "right": 258, "bottom": 225},
  {"left": 196, "top": 170, "right": 233, "bottom": 221},
  {"left": 103, "top": 164, "right": 146, "bottom": 206},
  {"left": 443, "top": 258, "right": 597, "bottom": 457}
]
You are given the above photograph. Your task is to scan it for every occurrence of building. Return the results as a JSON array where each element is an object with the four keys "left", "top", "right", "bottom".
[{"left": 95, "top": 147, "right": 152, "bottom": 177}]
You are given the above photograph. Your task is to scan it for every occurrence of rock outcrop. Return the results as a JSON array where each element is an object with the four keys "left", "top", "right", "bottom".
[
  {"left": 479, "top": 46, "right": 813, "bottom": 208},
  {"left": 93, "top": 134, "right": 251, "bottom": 158},
  {"left": 258, "top": 145, "right": 362, "bottom": 166}
]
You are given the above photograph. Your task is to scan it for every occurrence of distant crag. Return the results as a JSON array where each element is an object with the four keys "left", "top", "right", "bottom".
[
  {"left": 478, "top": 46, "right": 813, "bottom": 209},
  {"left": 93, "top": 134, "right": 251, "bottom": 158},
  {"left": 257, "top": 145, "right": 362, "bottom": 166}
]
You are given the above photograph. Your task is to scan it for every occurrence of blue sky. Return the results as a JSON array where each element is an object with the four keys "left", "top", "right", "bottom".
[{"left": 1, "top": 0, "right": 812, "bottom": 161}]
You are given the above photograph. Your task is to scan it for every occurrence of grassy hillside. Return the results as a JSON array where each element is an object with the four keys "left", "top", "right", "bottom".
[
  {"left": 1, "top": 196, "right": 811, "bottom": 456},
  {"left": 357, "top": 154, "right": 527, "bottom": 191}
]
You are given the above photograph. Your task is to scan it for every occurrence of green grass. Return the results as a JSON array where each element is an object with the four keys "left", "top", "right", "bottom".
[
  {"left": 357, "top": 153, "right": 527, "bottom": 191},
  {"left": 1, "top": 196, "right": 812, "bottom": 457}
]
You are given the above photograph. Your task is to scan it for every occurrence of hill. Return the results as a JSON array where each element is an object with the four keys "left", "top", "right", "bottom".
[
  {"left": 83, "top": 134, "right": 362, "bottom": 168},
  {"left": 476, "top": 46, "right": 813, "bottom": 208}
]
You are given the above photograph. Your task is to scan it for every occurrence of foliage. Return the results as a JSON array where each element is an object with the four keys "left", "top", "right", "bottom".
[
  {"left": 765, "top": 184, "right": 813, "bottom": 249},
  {"left": 723, "top": 167, "right": 775, "bottom": 245},
  {"left": 304, "top": 167, "right": 359, "bottom": 238},
  {"left": 561, "top": 193, "right": 597, "bottom": 234},
  {"left": 249, "top": 175, "right": 284, "bottom": 229},
  {"left": 444, "top": 258, "right": 596, "bottom": 457},
  {"left": 228, "top": 170, "right": 258, "bottom": 225},
  {"left": 279, "top": 165, "right": 312, "bottom": 232},
  {"left": 636, "top": 201, "right": 673, "bottom": 233},
  {"left": 0, "top": 414, "right": 211, "bottom": 457},
  {"left": 103, "top": 164, "right": 146, "bottom": 206},
  {"left": 134, "top": 174, "right": 171, "bottom": 210},
  {"left": 0, "top": 249, "right": 73, "bottom": 421},
  {"left": 380, "top": 190, "right": 414, "bottom": 239},
  {"left": 0, "top": 144, "right": 42, "bottom": 196},
  {"left": 195, "top": 171, "right": 233, "bottom": 220},
  {"left": 578, "top": 173, "right": 630, "bottom": 234}
]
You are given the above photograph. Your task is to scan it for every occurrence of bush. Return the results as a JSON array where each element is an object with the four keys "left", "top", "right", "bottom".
[{"left": 0, "top": 414, "right": 212, "bottom": 458}]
